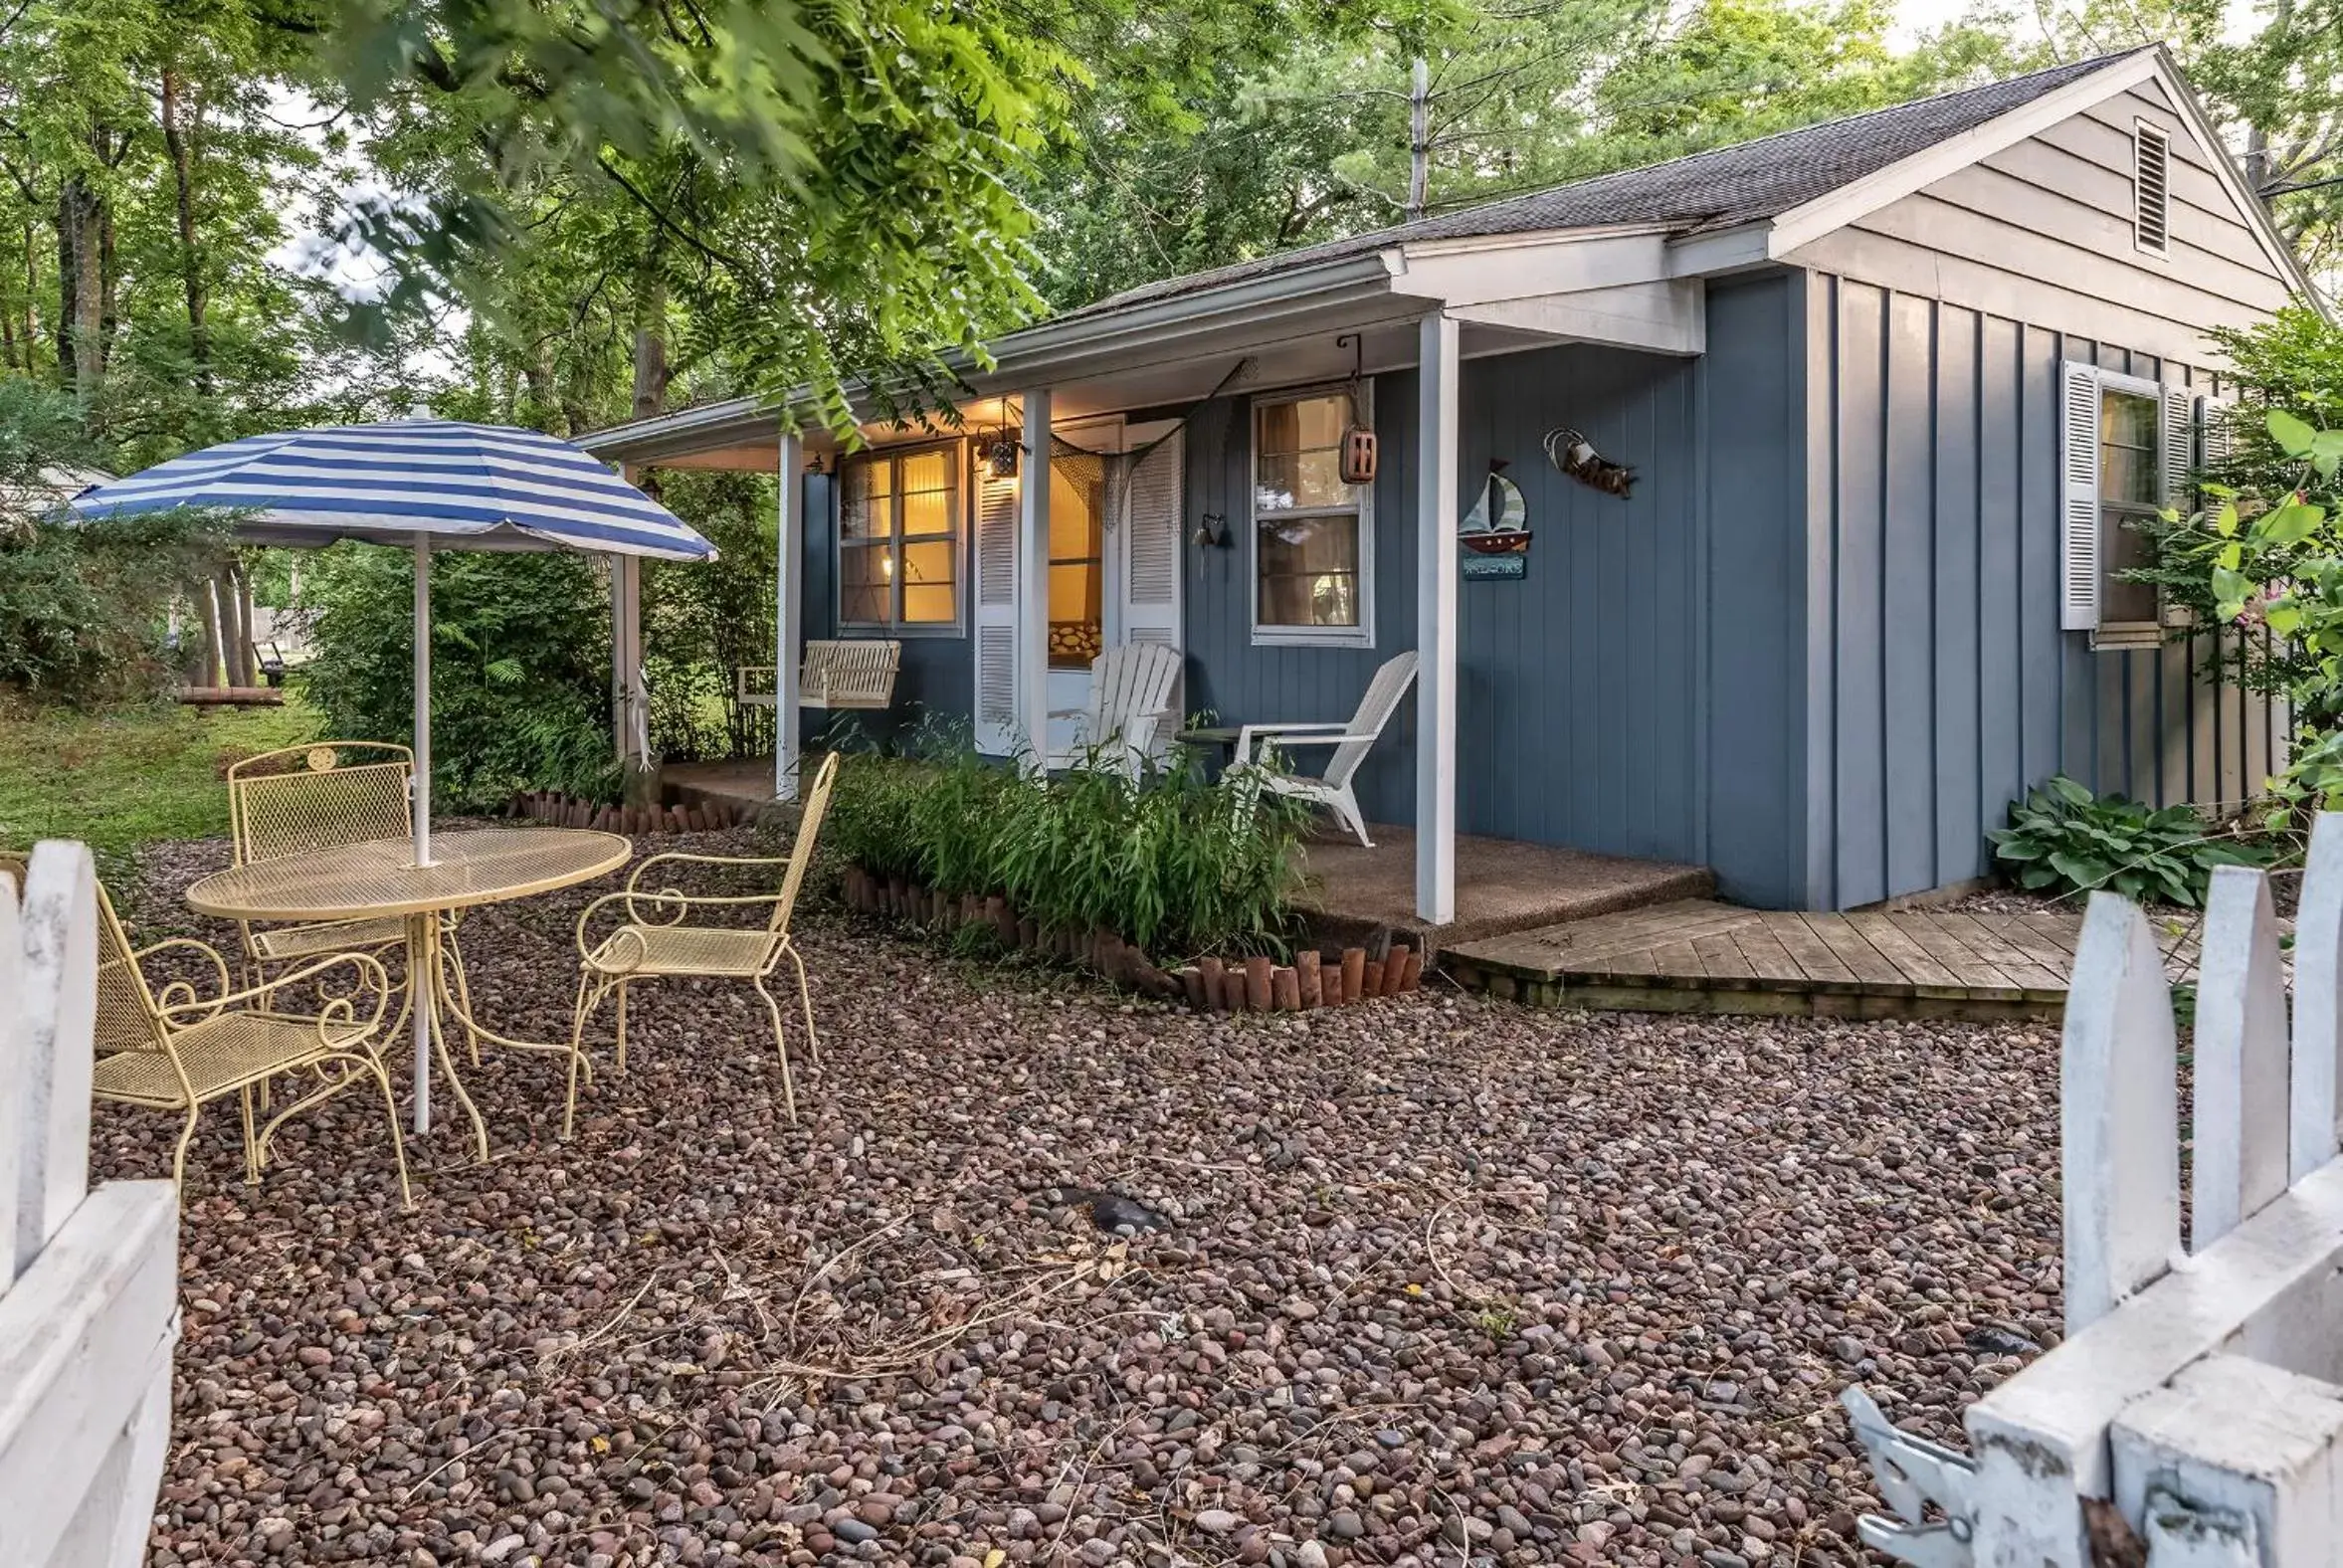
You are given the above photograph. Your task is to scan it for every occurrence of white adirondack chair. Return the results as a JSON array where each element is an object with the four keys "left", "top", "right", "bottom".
[
  {"left": 1055, "top": 643, "right": 1184, "bottom": 779},
  {"left": 1231, "top": 651, "right": 1418, "bottom": 847}
]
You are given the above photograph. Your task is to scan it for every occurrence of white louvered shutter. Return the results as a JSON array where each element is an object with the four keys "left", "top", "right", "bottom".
[
  {"left": 1111, "top": 431, "right": 1185, "bottom": 756},
  {"left": 2198, "top": 392, "right": 2236, "bottom": 472},
  {"left": 2061, "top": 362, "right": 2103, "bottom": 632},
  {"left": 972, "top": 461, "right": 1020, "bottom": 756},
  {"left": 2158, "top": 386, "right": 2196, "bottom": 510},
  {"left": 1116, "top": 431, "right": 1184, "bottom": 650}
]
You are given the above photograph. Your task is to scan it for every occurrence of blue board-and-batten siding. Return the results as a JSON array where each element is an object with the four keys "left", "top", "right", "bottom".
[
  {"left": 1180, "top": 334, "right": 1719, "bottom": 878},
  {"left": 1807, "top": 270, "right": 2283, "bottom": 910}
]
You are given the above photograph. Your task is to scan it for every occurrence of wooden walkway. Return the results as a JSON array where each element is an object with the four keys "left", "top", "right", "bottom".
[{"left": 1444, "top": 898, "right": 2206, "bottom": 1021}]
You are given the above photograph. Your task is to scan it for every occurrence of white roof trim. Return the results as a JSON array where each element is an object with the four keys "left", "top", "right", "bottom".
[{"left": 1763, "top": 48, "right": 2320, "bottom": 307}]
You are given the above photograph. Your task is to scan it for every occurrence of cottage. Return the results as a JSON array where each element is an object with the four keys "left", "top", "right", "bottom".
[{"left": 583, "top": 45, "right": 2317, "bottom": 921}]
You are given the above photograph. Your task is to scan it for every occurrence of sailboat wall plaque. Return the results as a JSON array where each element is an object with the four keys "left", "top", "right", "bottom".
[{"left": 1459, "top": 465, "right": 1530, "bottom": 580}]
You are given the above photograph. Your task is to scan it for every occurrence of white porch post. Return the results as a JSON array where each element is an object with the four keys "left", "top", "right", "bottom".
[
  {"left": 1416, "top": 311, "right": 1459, "bottom": 925},
  {"left": 1018, "top": 390, "right": 1053, "bottom": 770},
  {"left": 774, "top": 432, "right": 805, "bottom": 801},
  {"left": 611, "top": 554, "right": 644, "bottom": 766},
  {"left": 613, "top": 462, "right": 649, "bottom": 777}
]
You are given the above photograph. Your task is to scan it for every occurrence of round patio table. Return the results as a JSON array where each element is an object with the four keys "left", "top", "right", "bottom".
[{"left": 184, "top": 828, "right": 631, "bottom": 1161}]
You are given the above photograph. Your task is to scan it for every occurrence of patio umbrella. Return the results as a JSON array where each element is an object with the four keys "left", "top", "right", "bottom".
[
  {"left": 72, "top": 412, "right": 715, "bottom": 1136},
  {"left": 70, "top": 411, "right": 715, "bottom": 863}
]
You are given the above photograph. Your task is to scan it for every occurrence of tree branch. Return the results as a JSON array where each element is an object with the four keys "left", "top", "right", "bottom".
[{"left": 594, "top": 150, "right": 752, "bottom": 273}]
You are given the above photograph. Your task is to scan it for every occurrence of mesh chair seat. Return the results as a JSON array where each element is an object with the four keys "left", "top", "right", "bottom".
[
  {"left": 588, "top": 924, "right": 782, "bottom": 979},
  {"left": 93, "top": 1011, "right": 370, "bottom": 1108},
  {"left": 250, "top": 914, "right": 407, "bottom": 962}
]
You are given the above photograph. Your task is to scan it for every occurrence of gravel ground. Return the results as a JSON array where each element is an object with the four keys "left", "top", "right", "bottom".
[{"left": 109, "top": 832, "right": 2063, "bottom": 1568}]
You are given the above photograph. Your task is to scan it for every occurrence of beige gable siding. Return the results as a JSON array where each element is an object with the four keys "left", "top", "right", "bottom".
[{"left": 1784, "top": 76, "right": 2294, "bottom": 369}]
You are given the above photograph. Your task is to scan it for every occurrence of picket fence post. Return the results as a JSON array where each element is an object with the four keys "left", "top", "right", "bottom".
[
  {"left": 1850, "top": 813, "right": 2343, "bottom": 1568},
  {"left": 0, "top": 841, "right": 181, "bottom": 1568}
]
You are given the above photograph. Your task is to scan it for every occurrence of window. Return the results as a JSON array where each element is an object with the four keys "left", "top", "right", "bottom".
[
  {"left": 2061, "top": 363, "right": 2195, "bottom": 646},
  {"left": 1048, "top": 451, "right": 1105, "bottom": 668},
  {"left": 1252, "top": 386, "right": 1372, "bottom": 646},
  {"left": 839, "top": 442, "right": 962, "bottom": 633},
  {"left": 2134, "top": 121, "right": 2170, "bottom": 256},
  {"left": 2095, "top": 384, "right": 2163, "bottom": 628}
]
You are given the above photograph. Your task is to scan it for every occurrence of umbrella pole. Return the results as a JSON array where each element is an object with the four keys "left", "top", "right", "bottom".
[{"left": 413, "top": 533, "right": 433, "bottom": 1136}]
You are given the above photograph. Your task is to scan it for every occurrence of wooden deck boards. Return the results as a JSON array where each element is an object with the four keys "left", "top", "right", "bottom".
[{"left": 1444, "top": 898, "right": 2216, "bottom": 1021}]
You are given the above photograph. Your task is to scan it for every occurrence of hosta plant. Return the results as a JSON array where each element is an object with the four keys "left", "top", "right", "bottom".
[{"left": 1987, "top": 776, "right": 2271, "bottom": 907}]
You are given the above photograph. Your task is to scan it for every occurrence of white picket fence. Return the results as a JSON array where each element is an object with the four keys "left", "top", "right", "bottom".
[
  {"left": 0, "top": 842, "right": 180, "bottom": 1567},
  {"left": 1850, "top": 811, "right": 2343, "bottom": 1567}
]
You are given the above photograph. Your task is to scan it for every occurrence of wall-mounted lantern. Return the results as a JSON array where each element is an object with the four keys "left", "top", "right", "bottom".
[{"left": 985, "top": 432, "right": 1022, "bottom": 480}]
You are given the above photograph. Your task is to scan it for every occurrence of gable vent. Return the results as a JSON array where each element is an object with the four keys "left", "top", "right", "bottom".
[{"left": 2134, "top": 121, "right": 2171, "bottom": 255}]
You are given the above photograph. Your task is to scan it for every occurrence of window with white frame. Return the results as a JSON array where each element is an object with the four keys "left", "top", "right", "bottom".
[
  {"left": 839, "top": 441, "right": 963, "bottom": 633},
  {"left": 2061, "top": 362, "right": 2203, "bottom": 646},
  {"left": 1252, "top": 386, "right": 1372, "bottom": 645}
]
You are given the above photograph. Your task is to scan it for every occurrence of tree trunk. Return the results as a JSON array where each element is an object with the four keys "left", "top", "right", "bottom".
[
  {"left": 232, "top": 562, "right": 258, "bottom": 686},
  {"left": 523, "top": 338, "right": 557, "bottom": 432},
  {"left": 58, "top": 172, "right": 105, "bottom": 395},
  {"left": 17, "top": 218, "right": 36, "bottom": 367},
  {"left": 195, "top": 578, "right": 226, "bottom": 688},
  {"left": 629, "top": 222, "right": 671, "bottom": 419},
  {"left": 54, "top": 182, "right": 78, "bottom": 389},
  {"left": 97, "top": 203, "right": 116, "bottom": 373},
  {"left": 220, "top": 566, "right": 254, "bottom": 686},
  {"left": 160, "top": 69, "right": 212, "bottom": 394}
]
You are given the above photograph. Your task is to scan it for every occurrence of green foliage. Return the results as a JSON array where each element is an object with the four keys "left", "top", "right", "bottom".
[
  {"left": 641, "top": 471, "right": 778, "bottom": 761},
  {"left": 1023, "top": 0, "right": 2044, "bottom": 310},
  {"left": 0, "top": 381, "right": 226, "bottom": 703},
  {"left": 1987, "top": 776, "right": 2271, "bottom": 906},
  {"left": 0, "top": 694, "right": 317, "bottom": 877},
  {"left": 824, "top": 731, "right": 1311, "bottom": 961},
  {"left": 293, "top": 543, "right": 618, "bottom": 811},
  {"left": 321, "top": 0, "right": 1071, "bottom": 435}
]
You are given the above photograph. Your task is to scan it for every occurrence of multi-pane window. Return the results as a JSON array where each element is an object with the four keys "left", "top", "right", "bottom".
[
  {"left": 1048, "top": 451, "right": 1105, "bottom": 668},
  {"left": 1253, "top": 389, "right": 1370, "bottom": 642},
  {"left": 2097, "top": 386, "right": 2163, "bottom": 629},
  {"left": 840, "top": 443, "right": 962, "bottom": 632}
]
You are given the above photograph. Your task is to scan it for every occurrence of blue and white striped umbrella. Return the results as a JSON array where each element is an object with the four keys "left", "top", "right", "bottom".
[
  {"left": 71, "top": 416, "right": 714, "bottom": 561},
  {"left": 73, "top": 414, "right": 714, "bottom": 1142}
]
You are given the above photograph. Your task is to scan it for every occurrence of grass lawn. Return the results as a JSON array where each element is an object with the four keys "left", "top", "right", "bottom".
[{"left": 0, "top": 695, "right": 318, "bottom": 874}]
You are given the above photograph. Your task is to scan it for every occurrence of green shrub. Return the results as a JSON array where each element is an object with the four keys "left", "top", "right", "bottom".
[
  {"left": 824, "top": 732, "right": 1311, "bottom": 961},
  {"left": 642, "top": 470, "right": 780, "bottom": 762},
  {"left": 1987, "top": 776, "right": 2272, "bottom": 907},
  {"left": 293, "top": 542, "right": 619, "bottom": 810},
  {"left": 0, "top": 379, "right": 226, "bottom": 705}
]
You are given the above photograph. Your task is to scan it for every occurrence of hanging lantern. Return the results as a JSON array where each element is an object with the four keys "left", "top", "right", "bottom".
[
  {"left": 1336, "top": 332, "right": 1378, "bottom": 484},
  {"left": 986, "top": 431, "right": 1021, "bottom": 480}
]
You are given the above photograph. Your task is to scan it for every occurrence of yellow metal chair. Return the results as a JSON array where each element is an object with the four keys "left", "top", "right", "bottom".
[
  {"left": 227, "top": 740, "right": 485, "bottom": 1058},
  {"left": 226, "top": 741, "right": 417, "bottom": 974},
  {"left": 0, "top": 854, "right": 412, "bottom": 1207},
  {"left": 565, "top": 751, "right": 841, "bottom": 1134}
]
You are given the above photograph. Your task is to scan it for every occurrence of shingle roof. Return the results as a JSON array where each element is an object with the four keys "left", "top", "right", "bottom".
[{"left": 1061, "top": 51, "right": 2144, "bottom": 321}]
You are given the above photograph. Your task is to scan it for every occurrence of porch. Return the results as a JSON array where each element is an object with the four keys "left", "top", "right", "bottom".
[
  {"left": 587, "top": 222, "right": 1715, "bottom": 932},
  {"left": 1297, "top": 827, "right": 1711, "bottom": 950}
]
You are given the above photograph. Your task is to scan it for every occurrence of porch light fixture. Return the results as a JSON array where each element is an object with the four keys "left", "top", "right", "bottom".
[{"left": 985, "top": 432, "right": 1021, "bottom": 480}]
